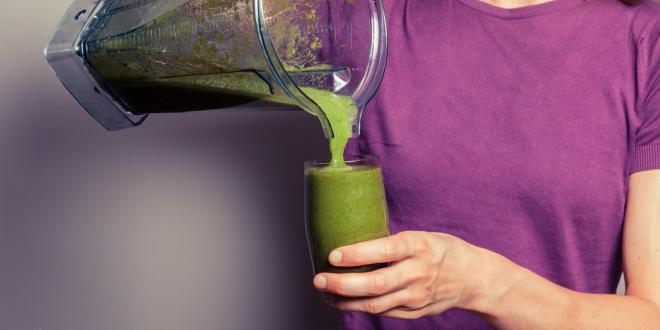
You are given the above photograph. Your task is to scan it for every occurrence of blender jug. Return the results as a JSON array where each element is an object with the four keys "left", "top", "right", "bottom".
[{"left": 45, "top": 0, "right": 388, "bottom": 137}]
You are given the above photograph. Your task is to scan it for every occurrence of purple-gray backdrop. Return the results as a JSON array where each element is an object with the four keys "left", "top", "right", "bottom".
[{"left": 0, "top": 1, "right": 338, "bottom": 329}]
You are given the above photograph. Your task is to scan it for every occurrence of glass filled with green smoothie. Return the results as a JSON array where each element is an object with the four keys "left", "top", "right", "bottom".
[{"left": 305, "top": 156, "right": 390, "bottom": 274}]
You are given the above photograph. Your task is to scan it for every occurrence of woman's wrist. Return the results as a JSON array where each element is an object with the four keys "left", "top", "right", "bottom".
[
  {"left": 458, "top": 245, "right": 530, "bottom": 316},
  {"left": 459, "top": 245, "right": 581, "bottom": 328}
]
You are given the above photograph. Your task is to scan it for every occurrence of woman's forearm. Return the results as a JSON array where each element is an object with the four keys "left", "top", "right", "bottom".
[{"left": 466, "top": 248, "right": 660, "bottom": 329}]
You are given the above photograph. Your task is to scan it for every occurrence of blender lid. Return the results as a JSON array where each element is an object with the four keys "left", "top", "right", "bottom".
[{"left": 45, "top": 0, "right": 147, "bottom": 131}]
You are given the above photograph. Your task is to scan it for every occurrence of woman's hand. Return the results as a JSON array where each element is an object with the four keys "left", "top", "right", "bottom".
[{"left": 313, "top": 231, "right": 507, "bottom": 319}]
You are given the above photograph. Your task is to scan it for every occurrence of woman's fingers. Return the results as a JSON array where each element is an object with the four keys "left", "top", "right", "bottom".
[
  {"left": 334, "top": 288, "right": 416, "bottom": 314},
  {"left": 333, "top": 286, "right": 451, "bottom": 317},
  {"left": 381, "top": 301, "right": 452, "bottom": 320},
  {"left": 329, "top": 231, "right": 423, "bottom": 267},
  {"left": 311, "top": 231, "right": 477, "bottom": 320},
  {"left": 314, "top": 261, "right": 413, "bottom": 297},
  {"left": 381, "top": 307, "right": 430, "bottom": 320}
]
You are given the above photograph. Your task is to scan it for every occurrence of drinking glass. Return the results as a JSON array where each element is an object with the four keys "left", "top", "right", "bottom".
[{"left": 305, "top": 155, "right": 389, "bottom": 274}]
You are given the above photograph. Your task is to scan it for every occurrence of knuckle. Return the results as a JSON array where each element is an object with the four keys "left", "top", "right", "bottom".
[
  {"left": 408, "top": 300, "right": 427, "bottom": 310},
  {"left": 400, "top": 231, "right": 417, "bottom": 247},
  {"left": 413, "top": 268, "right": 433, "bottom": 283},
  {"left": 422, "top": 286, "right": 435, "bottom": 304},
  {"left": 414, "top": 236, "right": 431, "bottom": 256},
  {"left": 364, "top": 300, "right": 383, "bottom": 314},
  {"left": 424, "top": 285, "right": 434, "bottom": 296},
  {"left": 333, "top": 278, "right": 345, "bottom": 294},
  {"left": 405, "top": 287, "right": 435, "bottom": 310},
  {"left": 406, "top": 262, "right": 435, "bottom": 285},
  {"left": 445, "top": 235, "right": 465, "bottom": 254},
  {"left": 413, "top": 294, "right": 429, "bottom": 308},
  {"left": 383, "top": 240, "right": 398, "bottom": 260},
  {"left": 397, "top": 231, "right": 430, "bottom": 257},
  {"left": 402, "top": 290, "right": 422, "bottom": 309},
  {"left": 368, "top": 274, "right": 388, "bottom": 295}
]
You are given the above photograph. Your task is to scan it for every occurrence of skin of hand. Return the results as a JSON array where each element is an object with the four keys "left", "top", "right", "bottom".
[
  {"left": 313, "top": 230, "right": 501, "bottom": 319},
  {"left": 313, "top": 170, "right": 660, "bottom": 327}
]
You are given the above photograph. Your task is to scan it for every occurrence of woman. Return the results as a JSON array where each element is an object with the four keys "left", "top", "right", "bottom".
[{"left": 312, "top": 0, "right": 660, "bottom": 328}]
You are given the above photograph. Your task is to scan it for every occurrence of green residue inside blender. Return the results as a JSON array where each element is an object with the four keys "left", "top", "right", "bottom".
[
  {"left": 167, "top": 72, "right": 358, "bottom": 165},
  {"left": 83, "top": 0, "right": 355, "bottom": 163}
]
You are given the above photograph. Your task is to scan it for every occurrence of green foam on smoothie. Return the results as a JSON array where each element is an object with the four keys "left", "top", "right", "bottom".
[{"left": 300, "top": 87, "right": 357, "bottom": 165}]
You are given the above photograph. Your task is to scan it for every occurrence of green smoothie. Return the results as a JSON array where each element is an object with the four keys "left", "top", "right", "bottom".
[
  {"left": 300, "top": 87, "right": 357, "bottom": 165},
  {"left": 302, "top": 79, "right": 388, "bottom": 274},
  {"left": 305, "top": 162, "right": 389, "bottom": 273}
]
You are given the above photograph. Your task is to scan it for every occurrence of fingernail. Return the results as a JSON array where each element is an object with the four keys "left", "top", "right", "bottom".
[
  {"left": 315, "top": 275, "right": 327, "bottom": 289},
  {"left": 329, "top": 250, "right": 342, "bottom": 264}
]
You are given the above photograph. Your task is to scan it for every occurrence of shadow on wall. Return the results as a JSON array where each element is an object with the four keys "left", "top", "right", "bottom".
[{"left": 0, "top": 1, "right": 341, "bottom": 327}]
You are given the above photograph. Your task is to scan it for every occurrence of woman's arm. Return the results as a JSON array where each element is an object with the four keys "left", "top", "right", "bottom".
[
  {"left": 474, "top": 169, "right": 660, "bottom": 329},
  {"left": 313, "top": 170, "right": 660, "bottom": 329}
]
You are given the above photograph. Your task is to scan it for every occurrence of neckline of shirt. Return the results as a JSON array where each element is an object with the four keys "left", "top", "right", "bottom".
[{"left": 456, "top": 0, "right": 584, "bottom": 19}]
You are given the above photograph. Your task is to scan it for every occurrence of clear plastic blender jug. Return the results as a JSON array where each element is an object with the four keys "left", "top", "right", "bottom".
[{"left": 45, "top": 0, "right": 387, "bottom": 137}]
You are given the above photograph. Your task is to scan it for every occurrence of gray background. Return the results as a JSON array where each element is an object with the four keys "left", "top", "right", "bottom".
[{"left": 0, "top": 1, "right": 339, "bottom": 329}]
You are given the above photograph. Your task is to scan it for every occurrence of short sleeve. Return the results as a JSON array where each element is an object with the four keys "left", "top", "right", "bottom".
[{"left": 631, "top": 10, "right": 660, "bottom": 174}]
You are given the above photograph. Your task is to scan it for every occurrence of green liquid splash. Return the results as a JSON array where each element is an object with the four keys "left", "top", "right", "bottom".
[{"left": 300, "top": 87, "right": 357, "bottom": 166}]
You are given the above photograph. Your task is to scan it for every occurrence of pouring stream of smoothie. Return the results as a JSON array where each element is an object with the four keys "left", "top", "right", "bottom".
[{"left": 300, "top": 87, "right": 358, "bottom": 165}]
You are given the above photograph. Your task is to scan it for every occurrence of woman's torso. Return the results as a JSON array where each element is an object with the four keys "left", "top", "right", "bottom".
[{"left": 343, "top": 0, "right": 659, "bottom": 328}]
